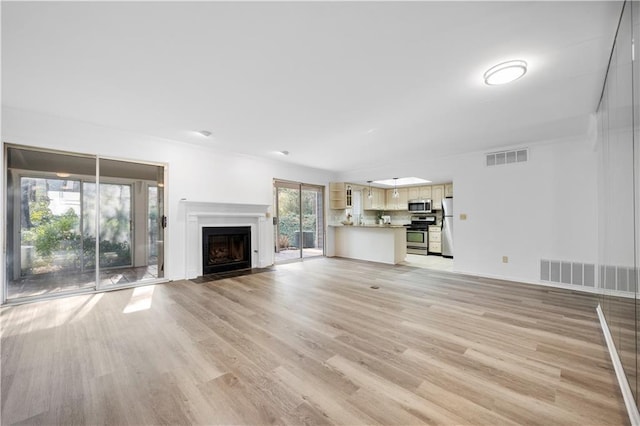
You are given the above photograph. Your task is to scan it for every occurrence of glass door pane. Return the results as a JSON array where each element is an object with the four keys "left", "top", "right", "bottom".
[
  {"left": 274, "top": 183, "right": 301, "bottom": 262},
  {"left": 148, "top": 186, "right": 159, "bottom": 273},
  {"left": 97, "top": 158, "right": 164, "bottom": 288},
  {"left": 5, "top": 147, "right": 96, "bottom": 300},
  {"left": 156, "top": 172, "right": 166, "bottom": 278},
  {"left": 301, "top": 185, "right": 324, "bottom": 258},
  {"left": 149, "top": 170, "right": 165, "bottom": 278}
]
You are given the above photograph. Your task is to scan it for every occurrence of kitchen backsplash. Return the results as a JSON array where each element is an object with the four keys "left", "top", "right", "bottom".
[{"left": 330, "top": 209, "right": 442, "bottom": 226}]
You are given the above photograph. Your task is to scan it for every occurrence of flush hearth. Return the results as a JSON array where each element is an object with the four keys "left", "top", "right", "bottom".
[{"left": 202, "top": 226, "right": 251, "bottom": 274}]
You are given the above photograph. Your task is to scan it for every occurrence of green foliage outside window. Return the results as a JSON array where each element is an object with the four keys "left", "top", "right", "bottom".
[{"left": 21, "top": 179, "right": 132, "bottom": 273}]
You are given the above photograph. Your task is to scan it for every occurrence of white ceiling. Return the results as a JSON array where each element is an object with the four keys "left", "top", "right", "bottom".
[{"left": 2, "top": 1, "right": 622, "bottom": 180}]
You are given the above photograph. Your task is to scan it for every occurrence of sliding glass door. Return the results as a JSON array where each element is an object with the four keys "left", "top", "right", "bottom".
[
  {"left": 273, "top": 180, "right": 324, "bottom": 262},
  {"left": 4, "top": 145, "right": 166, "bottom": 302}
]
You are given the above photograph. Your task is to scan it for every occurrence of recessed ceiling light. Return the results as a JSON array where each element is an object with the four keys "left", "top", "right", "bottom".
[
  {"left": 196, "top": 130, "right": 212, "bottom": 137},
  {"left": 484, "top": 60, "right": 527, "bottom": 85},
  {"left": 373, "top": 177, "right": 432, "bottom": 186}
]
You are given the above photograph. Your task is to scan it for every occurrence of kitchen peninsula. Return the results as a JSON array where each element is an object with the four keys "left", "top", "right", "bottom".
[{"left": 329, "top": 224, "right": 407, "bottom": 264}]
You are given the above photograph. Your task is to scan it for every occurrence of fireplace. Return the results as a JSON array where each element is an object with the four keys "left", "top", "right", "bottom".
[{"left": 202, "top": 226, "right": 251, "bottom": 274}]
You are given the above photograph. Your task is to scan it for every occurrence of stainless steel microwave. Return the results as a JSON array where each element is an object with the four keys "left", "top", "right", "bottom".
[{"left": 408, "top": 199, "right": 432, "bottom": 213}]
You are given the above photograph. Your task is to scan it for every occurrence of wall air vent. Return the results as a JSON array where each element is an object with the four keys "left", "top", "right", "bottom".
[
  {"left": 599, "top": 265, "right": 638, "bottom": 292},
  {"left": 540, "top": 259, "right": 595, "bottom": 287},
  {"left": 486, "top": 148, "right": 528, "bottom": 167}
]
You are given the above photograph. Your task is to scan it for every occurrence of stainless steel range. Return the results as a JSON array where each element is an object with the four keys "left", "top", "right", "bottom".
[{"left": 407, "top": 215, "right": 436, "bottom": 255}]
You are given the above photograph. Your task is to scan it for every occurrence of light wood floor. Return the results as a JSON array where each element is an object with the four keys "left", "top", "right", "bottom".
[
  {"left": 1, "top": 257, "right": 628, "bottom": 425},
  {"left": 404, "top": 254, "right": 454, "bottom": 272}
]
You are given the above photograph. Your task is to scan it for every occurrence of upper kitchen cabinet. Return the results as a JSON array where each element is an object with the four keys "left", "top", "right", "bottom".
[
  {"left": 364, "top": 187, "right": 385, "bottom": 210},
  {"left": 431, "top": 184, "right": 445, "bottom": 210},
  {"left": 385, "top": 188, "right": 408, "bottom": 210},
  {"left": 408, "top": 185, "right": 432, "bottom": 200},
  {"left": 408, "top": 186, "right": 431, "bottom": 200},
  {"left": 445, "top": 183, "right": 453, "bottom": 197},
  {"left": 329, "top": 182, "right": 352, "bottom": 209},
  {"left": 407, "top": 186, "right": 420, "bottom": 200},
  {"left": 419, "top": 186, "right": 432, "bottom": 199}
]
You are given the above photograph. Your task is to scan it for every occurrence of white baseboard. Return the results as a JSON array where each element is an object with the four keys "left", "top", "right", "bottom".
[
  {"left": 597, "top": 304, "right": 640, "bottom": 425},
  {"left": 452, "top": 268, "right": 638, "bottom": 299},
  {"left": 452, "top": 269, "right": 605, "bottom": 295}
]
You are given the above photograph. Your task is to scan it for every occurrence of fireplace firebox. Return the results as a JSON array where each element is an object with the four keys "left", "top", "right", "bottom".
[{"left": 202, "top": 226, "right": 251, "bottom": 275}]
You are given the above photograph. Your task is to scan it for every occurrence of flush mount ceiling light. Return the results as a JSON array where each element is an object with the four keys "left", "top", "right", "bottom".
[
  {"left": 277, "top": 150, "right": 289, "bottom": 156},
  {"left": 56, "top": 172, "right": 71, "bottom": 178},
  {"left": 484, "top": 60, "right": 527, "bottom": 85},
  {"left": 196, "top": 130, "right": 212, "bottom": 137}
]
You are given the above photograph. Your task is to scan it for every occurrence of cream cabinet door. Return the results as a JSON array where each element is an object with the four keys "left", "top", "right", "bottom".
[
  {"left": 429, "top": 242, "right": 442, "bottom": 253},
  {"left": 365, "top": 188, "right": 385, "bottom": 210},
  {"left": 408, "top": 187, "right": 420, "bottom": 200},
  {"left": 431, "top": 185, "right": 444, "bottom": 210},
  {"left": 445, "top": 183, "right": 453, "bottom": 197},
  {"left": 385, "top": 188, "right": 408, "bottom": 210},
  {"left": 419, "top": 186, "right": 433, "bottom": 199},
  {"left": 375, "top": 188, "right": 386, "bottom": 210},
  {"left": 363, "top": 187, "right": 375, "bottom": 210},
  {"left": 398, "top": 188, "right": 408, "bottom": 210},
  {"left": 409, "top": 186, "right": 432, "bottom": 200}
]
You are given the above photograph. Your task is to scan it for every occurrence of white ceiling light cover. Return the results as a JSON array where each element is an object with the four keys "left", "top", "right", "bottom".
[{"left": 484, "top": 60, "right": 528, "bottom": 85}]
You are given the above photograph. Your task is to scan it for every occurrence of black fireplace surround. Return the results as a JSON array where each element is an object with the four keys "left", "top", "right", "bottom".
[{"left": 202, "top": 226, "right": 251, "bottom": 275}]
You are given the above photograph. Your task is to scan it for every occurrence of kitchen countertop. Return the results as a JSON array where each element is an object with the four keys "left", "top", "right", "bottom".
[{"left": 329, "top": 224, "right": 407, "bottom": 228}]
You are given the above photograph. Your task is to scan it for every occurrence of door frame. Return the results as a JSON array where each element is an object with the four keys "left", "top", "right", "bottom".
[{"left": 273, "top": 179, "right": 325, "bottom": 263}]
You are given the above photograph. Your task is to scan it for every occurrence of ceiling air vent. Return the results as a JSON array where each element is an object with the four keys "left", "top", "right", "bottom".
[{"left": 486, "top": 148, "right": 528, "bottom": 167}]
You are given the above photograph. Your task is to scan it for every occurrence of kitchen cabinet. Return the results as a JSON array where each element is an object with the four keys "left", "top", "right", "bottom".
[
  {"left": 428, "top": 225, "right": 442, "bottom": 254},
  {"left": 419, "top": 186, "right": 433, "bottom": 199},
  {"left": 431, "top": 185, "right": 445, "bottom": 210},
  {"left": 429, "top": 242, "right": 442, "bottom": 254},
  {"left": 385, "top": 188, "right": 408, "bottom": 210},
  {"left": 407, "top": 187, "right": 420, "bottom": 200},
  {"left": 329, "top": 182, "right": 352, "bottom": 210},
  {"left": 445, "top": 183, "right": 454, "bottom": 197},
  {"left": 408, "top": 185, "right": 432, "bottom": 200},
  {"left": 364, "top": 187, "right": 385, "bottom": 210}
]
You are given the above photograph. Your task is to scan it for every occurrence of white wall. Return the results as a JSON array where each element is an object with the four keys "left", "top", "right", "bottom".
[
  {"left": 453, "top": 139, "right": 598, "bottom": 284},
  {"left": 1, "top": 107, "right": 336, "bottom": 291},
  {"left": 337, "top": 136, "right": 599, "bottom": 286},
  {"left": 1, "top": 107, "right": 599, "bottom": 296}
]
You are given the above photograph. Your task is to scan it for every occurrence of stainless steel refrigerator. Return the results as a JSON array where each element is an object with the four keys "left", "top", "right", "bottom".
[{"left": 442, "top": 197, "right": 453, "bottom": 258}]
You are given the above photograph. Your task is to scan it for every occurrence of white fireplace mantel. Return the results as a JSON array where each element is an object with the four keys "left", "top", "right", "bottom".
[{"left": 182, "top": 201, "right": 273, "bottom": 279}]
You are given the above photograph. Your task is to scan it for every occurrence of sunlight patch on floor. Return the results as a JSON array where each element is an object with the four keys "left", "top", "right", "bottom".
[
  {"left": 404, "top": 254, "right": 454, "bottom": 272},
  {"left": 70, "top": 293, "right": 104, "bottom": 323},
  {"left": 123, "top": 285, "right": 155, "bottom": 314}
]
